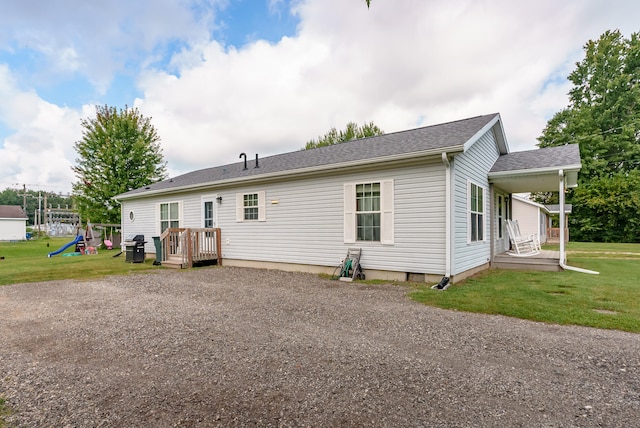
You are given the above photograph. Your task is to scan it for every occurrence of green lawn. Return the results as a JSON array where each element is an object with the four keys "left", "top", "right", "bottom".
[
  {"left": 410, "top": 242, "right": 640, "bottom": 333},
  {"left": 0, "top": 236, "right": 158, "bottom": 286},
  {"left": 2, "top": 238, "right": 639, "bottom": 333}
]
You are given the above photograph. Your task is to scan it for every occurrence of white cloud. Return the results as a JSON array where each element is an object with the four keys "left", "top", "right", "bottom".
[
  {"left": 0, "top": 65, "right": 84, "bottom": 193},
  {"left": 3, "top": 0, "right": 640, "bottom": 192},
  {"left": 137, "top": 0, "right": 633, "bottom": 176}
]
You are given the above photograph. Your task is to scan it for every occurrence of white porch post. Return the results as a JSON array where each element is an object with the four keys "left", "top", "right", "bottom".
[
  {"left": 558, "top": 169, "right": 599, "bottom": 274},
  {"left": 559, "top": 170, "right": 566, "bottom": 264}
]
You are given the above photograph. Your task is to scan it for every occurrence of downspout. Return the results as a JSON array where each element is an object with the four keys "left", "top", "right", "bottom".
[
  {"left": 433, "top": 152, "right": 452, "bottom": 290},
  {"left": 558, "top": 169, "right": 599, "bottom": 275}
]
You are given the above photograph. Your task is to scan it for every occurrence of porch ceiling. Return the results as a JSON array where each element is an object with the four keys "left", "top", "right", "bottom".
[
  {"left": 488, "top": 144, "right": 582, "bottom": 193},
  {"left": 488, "top": 169, "right": 573, "bottom": 193}
]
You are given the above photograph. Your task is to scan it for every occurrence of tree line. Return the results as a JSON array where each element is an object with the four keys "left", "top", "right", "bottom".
[
  {"left": 0, "top": 188, "right": 73, "bottom": 226},
  {"left": 536, "top": 30, "right": 640, "bottom": 242}
]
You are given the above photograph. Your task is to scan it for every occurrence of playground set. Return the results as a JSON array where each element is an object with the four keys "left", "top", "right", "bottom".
[{"left": 47, "top": 222, "right": 111, "bottom": 257}]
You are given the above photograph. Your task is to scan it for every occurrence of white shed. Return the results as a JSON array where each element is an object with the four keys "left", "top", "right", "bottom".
[{"left": 0, "top": 205, "right": 28, "bottom": 241}]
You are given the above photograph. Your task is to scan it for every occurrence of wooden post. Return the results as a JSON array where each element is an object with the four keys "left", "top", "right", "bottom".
[
  {"left": 185, "top": 228, "right": 193, "bottom": 268},
  {"left": 216, "top": 228, "right": 222, "bottom": 266}
]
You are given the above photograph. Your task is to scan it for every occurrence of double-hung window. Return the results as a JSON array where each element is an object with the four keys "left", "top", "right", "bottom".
[
  {"left": 160, "top": 202, "right": 180, "bottom": 233},
  {"left": 344, "top": 180, "right": 394, "bottom": 244},
  {"left": 243, "top": 193, "right": 259, "bottom": 220},
  {"left": 468, "top": 182, "right": 484, "bottom": 242},
  {"left": 356, "top": 183, "right": 381, "bottom": 241},
  {"left": 236, "top": 191, "right": 266, "bottom": 222}
]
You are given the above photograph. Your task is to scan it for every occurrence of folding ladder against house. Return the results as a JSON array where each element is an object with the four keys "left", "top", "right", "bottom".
[{"left": 338, "top": 248, "right": 365, "bottom": 282}]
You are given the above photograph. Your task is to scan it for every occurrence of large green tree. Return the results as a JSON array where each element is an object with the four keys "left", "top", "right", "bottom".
[
  {"left": 537, "top": 30, "right": 640, "bottom": 242},
  {"left": 304, "top": 121, "right": 384, "bottom": 150},
  {"left": 72, "top": 105, "right": 167, "bottom": 225}
]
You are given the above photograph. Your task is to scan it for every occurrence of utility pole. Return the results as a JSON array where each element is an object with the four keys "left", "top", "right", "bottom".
[
  {"left": 43, "top": 193, "right": 48, "bottom": 234},
  {"left": 22, "top": 184, "right": 27, "bottom": 212}
]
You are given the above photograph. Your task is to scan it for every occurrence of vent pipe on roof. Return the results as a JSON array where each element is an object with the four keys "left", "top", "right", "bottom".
[
  {"left": 255, "top": 153, "right": 259, "bottom": 168},
  {"left": 239, "top": 152, "right": 247, "bottom": 170}
]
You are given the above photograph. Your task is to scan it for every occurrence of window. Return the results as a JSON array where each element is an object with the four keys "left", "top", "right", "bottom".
[
  {"left": 469, "top": 182, "right": 484, "bottom": 242},
  {"left": 344, "top": 180, "right": 393, "bottom": 244},
  {"left": 244, "top": 193, "right": 259, "bottom": 220},
  {"left": 204, "top": 200, "right": 214, "bottom": 228},
  {"left": 497, "top": 194, "right": 503, "bottom": 239},
  {"left": 160, "top": 202, "right": 180, "bottom": 233},
  {"left": 356, "top": 183, "right": 381, "bottom": 241},
  {"left": 236, "top": 191, "right": 266, "bottom": 222}
]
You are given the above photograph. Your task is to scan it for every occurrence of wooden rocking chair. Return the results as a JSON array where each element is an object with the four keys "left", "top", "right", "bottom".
[{"left": 506, "top": 219, "right": 541, "bottom": 256}]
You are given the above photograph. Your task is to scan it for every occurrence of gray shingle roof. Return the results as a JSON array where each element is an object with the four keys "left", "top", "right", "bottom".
[
  {"left": 490, "top": 144, "right": 581, "bottom": 173},
  {"left": 117, "top": 113, "right": 499, "bottom": 199},
  {"left": 0, "top": 205, "right": 27, "bottom": 219}
]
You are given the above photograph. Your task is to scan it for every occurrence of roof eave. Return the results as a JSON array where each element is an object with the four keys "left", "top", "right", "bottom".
[
  {"left": 115, "top": 146, "right": 465, "bottom": 201},
  {"left": 488, "top": 163, "right": 582, "bottom": 179}
]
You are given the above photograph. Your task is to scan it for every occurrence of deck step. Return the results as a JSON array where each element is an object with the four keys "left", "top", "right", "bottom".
[
  {"left": 492, "top": 250, "right": 562, "bottom": 272},
  {"left": 161, "top": 256, "right": 185, "bottom": 269}
]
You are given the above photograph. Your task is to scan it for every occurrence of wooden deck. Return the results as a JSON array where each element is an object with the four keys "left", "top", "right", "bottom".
[
  {"left": 492, "top": 250, "right": 561, "bottom": 272},
  {"left": 159, "top": 227, "right": 221, "bottom": 269}
]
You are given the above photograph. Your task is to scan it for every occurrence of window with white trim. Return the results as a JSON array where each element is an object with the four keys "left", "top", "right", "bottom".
[
  {"left": 160, "top": 202, "right": 180, "bottom": 233},
  {"left": 236, "top": 191, "right": 266, "bottom": 222},
  {"left": 356, "top": 183, "right": 381, "bottom": 241},
  {"left": 468, "top": 182, "right": 484, "bottom": 242},
  {"left": 204, "top": 200, "right": 214, "bottom": 227},
  {"left": 244, "top": 193, "right": 259, "bottom": 220},
  {"left": 344, "top": 180, "right": 394, "bottom": 244}
]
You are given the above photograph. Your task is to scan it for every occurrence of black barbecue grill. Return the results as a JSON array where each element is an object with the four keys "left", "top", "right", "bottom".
[{"left": 123, "top": 234, "right": 146, "bottom": 263}]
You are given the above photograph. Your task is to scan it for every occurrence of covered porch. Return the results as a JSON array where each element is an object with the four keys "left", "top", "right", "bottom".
[
  {"left": 492, "top": 249, "right": 561, "bottom": 271},
  {"left": 487, "top": 144, "right": 588, "bottom": 273}
]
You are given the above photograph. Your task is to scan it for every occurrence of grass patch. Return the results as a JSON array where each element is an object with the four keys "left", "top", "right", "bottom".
[
  {"left": 0, "top": 237, "right": 158, "bottom": 286},
  {"left": 410, "top": 243, "right": 640, "bottom": 333},
  {"left": 0, "top": 396, "right": 11, "bottom": 428},
  {"left": 545, "top": 241, "right": 640, "bottom": 259}
]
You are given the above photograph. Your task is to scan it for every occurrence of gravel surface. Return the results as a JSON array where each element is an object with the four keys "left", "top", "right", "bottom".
[{"left": 1, "top": 266, "right": 639, "bottom": 427}]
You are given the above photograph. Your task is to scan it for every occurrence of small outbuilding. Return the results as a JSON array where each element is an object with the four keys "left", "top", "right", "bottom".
[{"left": 0, "top": 205, "right": 28, "bottom": 241}]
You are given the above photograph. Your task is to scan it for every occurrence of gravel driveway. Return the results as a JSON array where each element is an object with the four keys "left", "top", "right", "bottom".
[{"left": 1, "top": 266, "right": 639, "bottom": 427}]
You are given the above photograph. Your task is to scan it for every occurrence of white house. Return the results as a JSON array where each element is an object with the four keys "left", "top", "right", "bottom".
[
  {"left": 115, "top": 113, "right": 582, "bottom": 283},
  {"left": 0, "top": 205, "right": 28, "bottom": 241},
  {"left": 511, "top": 195, "right": 551, "bottom": 245}
]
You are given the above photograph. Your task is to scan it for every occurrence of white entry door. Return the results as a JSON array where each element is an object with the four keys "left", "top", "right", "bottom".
[{"left": 202, "top": 196, "right": 217, "bottom": 228}]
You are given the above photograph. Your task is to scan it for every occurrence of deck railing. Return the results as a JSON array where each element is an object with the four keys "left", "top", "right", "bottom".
[
  {"left": 546, "top": 227, "right": 569, "bottom": 243},
  {"left": 159, "top": 227, "right": 222, "bottom": 268}
]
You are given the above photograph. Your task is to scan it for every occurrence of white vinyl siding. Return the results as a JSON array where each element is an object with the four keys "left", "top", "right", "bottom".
[
  {"left": 452, "top": 129, "right": 500, "bottom": 275},
  {"left": 122, "top": 161, "right": 445, "bottom": 275},
  {"left": 225, "top": 164, "right": 443, "bottom": 273}
]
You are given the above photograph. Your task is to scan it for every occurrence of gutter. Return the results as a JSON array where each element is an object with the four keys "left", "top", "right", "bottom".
[
  {"left": 558, "top": 169, "right": 599, "bottom": 275},
  {"left": 432, "top": 152, "right": 452, "bottom": 290}
]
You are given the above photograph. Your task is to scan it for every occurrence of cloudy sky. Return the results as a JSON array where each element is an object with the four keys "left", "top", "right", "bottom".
[{"left": 0, "top": 0, "right": 638, "bottom": 194}]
